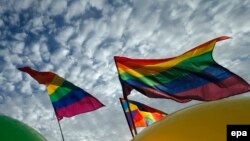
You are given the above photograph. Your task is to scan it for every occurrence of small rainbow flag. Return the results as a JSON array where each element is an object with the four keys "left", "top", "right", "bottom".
[
  {"left": 120, "top": 98, "right": 166, "bottom": 129},
  {"left": 18, "top": 67, "right": 104, "bottom": 120},
  {"left": 115, "top": 36, "right": 250, "bottom": 102}
]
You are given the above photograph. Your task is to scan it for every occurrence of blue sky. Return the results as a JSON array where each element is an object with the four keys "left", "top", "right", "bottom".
[{"left": 0, "top": 0, "right": 250, "bottom": 140}]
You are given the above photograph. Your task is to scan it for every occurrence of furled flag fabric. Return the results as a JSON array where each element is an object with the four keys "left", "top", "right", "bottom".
[
  {"left": 120, "top": 98, "right": 166, "bottom": 129},
  {"left": 114, "top": 36, "right": 250, "bottom": 103},
  {"left": 18, "top": 67, "right": 104, "bottom": 120}
]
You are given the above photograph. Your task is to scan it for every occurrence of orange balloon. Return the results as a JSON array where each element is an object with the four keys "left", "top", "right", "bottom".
[{"left": 133, "top": 97, "right": 250, "bottom": 141}]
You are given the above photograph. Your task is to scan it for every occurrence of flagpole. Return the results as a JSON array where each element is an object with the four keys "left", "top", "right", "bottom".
[
  {"left": 124, "top": 97, "right": 138, "bottom": 135},
  {"left": 56, "top": 120, "right": 65, "bottom": 141},
  {"left": 119, "top": 98, "right": 135, "bottom": 138},
  {"left": 114, "top": 58, "right": 138, "bottom": 135},
  {"left": 47, "top": 96, "right": 66, "bottom": 141},
  {"left": 48, "top": 95, "right": 65, "bottom": 141}
]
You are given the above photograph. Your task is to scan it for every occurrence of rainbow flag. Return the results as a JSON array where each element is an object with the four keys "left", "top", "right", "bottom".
[
  {"left": 18, "top": 67, "right": 104, "bottom": 120},
  {"left": 120, "top": 98, "right": 166, "bottom": 129},
  {"left": 115, "top": 36, "right": 250, "bottom": 103}
]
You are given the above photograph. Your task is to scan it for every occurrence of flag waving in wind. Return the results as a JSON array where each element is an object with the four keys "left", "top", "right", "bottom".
[
  {"left": 18, "top": 67, "right": 104, "bottom": 121},
  {"left": 120, "top": 98, "right": 166, "bottom": 130},
  {"left": 115, "top": 36, "right": 250, "bottom": 103}
]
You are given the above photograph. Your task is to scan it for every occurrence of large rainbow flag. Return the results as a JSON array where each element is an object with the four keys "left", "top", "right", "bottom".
[
  {"left": 120, "top": 98, "right": 166, "bottom": 130},
  {"left": 18, "top": 67, "right": 104, "bottom": 120},
  {"left": 115, "top": 36, "right": 250, "bottom": 103}
]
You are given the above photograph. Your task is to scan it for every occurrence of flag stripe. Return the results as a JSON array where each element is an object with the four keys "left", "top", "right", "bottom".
[
  {"left": 122, "top": 64, "right": 233, "bottom": 94},
  {"left": 52, "top": 88, "right": 89, "bottom": 110},
  {"left": 49, "top": 80, "right": 78, "bottom": 102},
  {"left": 136, "top": 75, "right": 250, "bottom": 101},
  {"left": 117, "top": 41, "right": 216, "bottom": 75},
  {"left": 47, "top": 76, "right": 65, "bottom": 95},
  {"left": 119, "top": 51, "right": 214, "bottom": 86},
  {"left": 114, "top": 36, "right": 231, "bottom": 69},
  {"left": 136, "top": 86, "right": 191, "bottom": 102},
  {"left": 127, "top": 99, "right": 167, "bottom": 114},
  {"left": 170, "top": 75, "right": 250, "bottom": 100},
  {"left": 56, "top": 96, "right": 104, "bottom": 120}
]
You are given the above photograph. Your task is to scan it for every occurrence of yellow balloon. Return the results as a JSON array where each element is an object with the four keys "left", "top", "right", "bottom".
[{"left": 133, "top": 97, "right": 250, "bottom": 141}]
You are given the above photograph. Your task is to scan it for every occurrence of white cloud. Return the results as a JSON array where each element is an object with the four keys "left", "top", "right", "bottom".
[
  {"left": 108, "top": 6, "right": 133, "bottom": 39},
  {"left": 38, "top": 0, "right": 52, "bottom": 13},
  {"left": 28, "top": 42, "right": 43, "bottom": 64},
  {"left": 49, "top": 0, "right": 67, "bottom": 16},
  {"left": 26, "top": 17, "right": 45, "bottom": 34},
  {"left": 8, "top": 42, "right": 24, "bottom": 55},
  {"left": 65, "top": 0, "right": 88, "bottom": 22},
  {"left": 19, "top": 81, "right": 32, "bottom": 94},
  {"left": 55, "top": 26, "right": 75, "bottom": 45},
  {"left": 39, "top": 43, "right": 51, "bottom": 62},
  {"left": 13, "top": 33, "right": 27, "bottom": 41},
  {"left": 14, "top": 0, "right": 33, "bottom": 12},
  {"left": 89, "top": 0, "right": 105, "bottom": 10}
]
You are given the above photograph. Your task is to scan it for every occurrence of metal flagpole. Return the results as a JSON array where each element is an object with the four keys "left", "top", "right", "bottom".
[
  {"left": 56, "top": 120, "right": 65, "bottom": 141},
  {"left": 114, "top": 58, "right": 138, "bottom": 135},
  {"left": 49, "top": 97, "right": 65, "bottom": 141},
  {"left": 124, "top": 97, "right": 138, "bottom": 135},
  {"left": 119, "top": 98, "right": 135, "bottom": 138}
]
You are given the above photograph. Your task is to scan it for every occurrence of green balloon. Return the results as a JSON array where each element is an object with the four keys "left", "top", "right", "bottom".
[{"left": 0, "top": 115, "right": 47, "bottom": 141}]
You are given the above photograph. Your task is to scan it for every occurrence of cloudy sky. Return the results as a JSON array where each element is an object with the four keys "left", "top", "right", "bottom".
[{"left": 0, "top": 0, "right": 250, "bottom": 140}]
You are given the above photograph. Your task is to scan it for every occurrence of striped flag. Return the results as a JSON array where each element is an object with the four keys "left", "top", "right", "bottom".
[
  {"left": 18, "top": 67, "right": 104, "bottom": 120},
  {"left": 114, "top": 36, "right": 250, "bottom": 102},
  {"left": 120, "top": 98, "right": 166, "bottom": 129}
]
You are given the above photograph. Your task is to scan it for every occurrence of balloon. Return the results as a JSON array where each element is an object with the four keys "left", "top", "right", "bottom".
[
  {"left": 0, "top": 114, "right": 47, "bottom": 141},
  {"left": 133, "top": 97, "right": 250, "bottom": 141}
]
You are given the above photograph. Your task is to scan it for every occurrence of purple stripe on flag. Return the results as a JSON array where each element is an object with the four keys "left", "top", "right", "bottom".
[
  {"left": 136, "top": 75, "right": 250, "bottom": 103},
  {"left": 55, "top": 96, "right": 104, "bottom": 120}
]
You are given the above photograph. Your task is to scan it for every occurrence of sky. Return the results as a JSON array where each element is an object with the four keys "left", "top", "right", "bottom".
[{"left": 0, "top": 0, "right": 250, "bottom": 140}]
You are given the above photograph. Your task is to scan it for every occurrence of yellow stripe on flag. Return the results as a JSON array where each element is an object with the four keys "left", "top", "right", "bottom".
[
  {"left": 47, "top": 76, "right": 64, "bottom": 95},
  {"left": 118, "top": 41, "right": 215, "bottom": 76}
]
